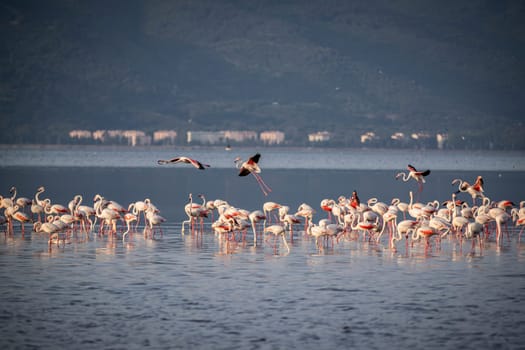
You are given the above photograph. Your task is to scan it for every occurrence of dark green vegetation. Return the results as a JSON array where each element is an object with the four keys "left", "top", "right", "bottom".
[{"left": 1, "top": 0, "right": 524, "bottom": 148}]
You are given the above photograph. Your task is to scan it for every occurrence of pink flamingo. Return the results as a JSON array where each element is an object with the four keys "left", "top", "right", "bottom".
[
  {"left": 249, "top": 210, "right": 266, "bottom": 246},
  {"left": 234, "top": 153, "right": 272, "bottom": 196},
  {"left": 157, "top": 156, "right": 210, "bottom": 170},
  {"left": 264, "top": 224, "right": 290, "bottom": 255},
  {"left": 452, "top": 176, "right": 485, "bottom": 205},
  {"left": 396, "top": 164, "right": 431, "bottom": 194}
]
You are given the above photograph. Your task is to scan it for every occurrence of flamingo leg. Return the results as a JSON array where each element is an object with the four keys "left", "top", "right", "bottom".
[{"left": 252, "top": 173, "right": 272, "bottom": 196}]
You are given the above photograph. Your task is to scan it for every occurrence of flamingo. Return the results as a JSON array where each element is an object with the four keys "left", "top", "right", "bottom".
[
  {"left": 306, "top": 220, "right": 327, "bottom": 250},
  {"left": 122, "top": 212, "right": 138, "bottom": 241},
  {"left": 279, "top": 206, "right": 301, "bottom": 243},
  {"left": 351, "top": 215, "right": 380, "bottom": 242},
  {"left": 451, "top": 193, "right": 470, "bottom": 239},
  {"left": 452, "top": 176, "right": 485, "bottom": 205},
  {"left": 28, "top": 186, "right": 47, "bottom": 223},
  {"left": 396, "top": 164, "right": 431, "bottom": 194},
  {"left": 320, "top": 198, "right": 335, "bottom": 221},
  {"left": 144, "top": 207, "right": 166, "bottom": 239},
  {"left": 295, "top": 203, "right": 315, "bottom": 231},
  {"left": 182, "top": 193, "right": 207, "bottom": 235},
  {"left": 348, "top": 190, "right": 361, "bottom": 209},
  {"left": 264, "top": 225, "right": 290, "bottom": 255},
  {"left": 248, "top": 210, "right": 266, "bottom": 246},
  {"left": 157, "top": 156, "right": 210, "bottom": 170},
  {"left": 11, "top": 208, "right": 31, "bottom": 235},
  {"left": 74, "top": 196, "right": 96, "bottom": 232},
  {"left": 411, "top": 225, "right": 440, "bottom": 252},
  {"left": 511, "top": 207, "right": 525, "bottom": 241},
  {"left": 465, "top": 220, "right": 484, "bottom": 254},
  {"left": 262, "top": 201, "right": 281, "bottom": 227},
  {"left": 10, "top": 187, "right": 32, "bottom": 214},
  {"left": 391, "top": 219, "right": 419, "bottom": 250},
  {"left": 234, "top": 153, "right": 272, "bottom": 196}
]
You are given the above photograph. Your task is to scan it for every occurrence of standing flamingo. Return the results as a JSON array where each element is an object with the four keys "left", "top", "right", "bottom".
[
  {"left": 248, "top": 210, "right": 266, "bottom": 246},
  {"left": 264, "top": 225, "right": 290, "bottom": 254},
  {"left": 262, "top": 201, "right": 281, "bottom": 227},
  {"left": 157, "top": 156, "right": 210, "bottom": 169},
  {"left": 10, "top": 187, "right": 32, "bottom": 214},
  {"left": 182, "top": 193, "right": 207, "bottom": 235},
  {"left": 396, "top": 164, "right": 431, "bottom": 194},
  {"left": 295, "top": 203, "right": 315, "bottom": 232},
  {"left": 452, "top": 176, "right": 485, "bottom": 205},
  {"left": 31, "top": 199, "right": 45, "bottom": 224},
  {"left": 349, "top": 190, "right": 361, "bottom": 209},
  {"left": 122, "top": 212, "right": 138, "bottom": 241},
  {"left": 144, "top": 207, "right": 166, "bottom": 239},
  {"left": 234, "top": 153, "right": 272, "bottom": 196},
  {"left": 11, "top": 207, "right": 31, "bottom": 235}
]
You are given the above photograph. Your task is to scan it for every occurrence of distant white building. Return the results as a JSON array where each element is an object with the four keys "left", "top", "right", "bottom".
[
  {"left": 360, "top": 131, "right": 378, "bottom": 143},
  {"left": 69, "top": 130, "right": 92, "bottom": 139},
  {"left": 411, "top": 132, "right": 431, "bottom": 140},
  {"left": 260, "top": 131, "right": 285, "bottom": 145},
  {"left": 187, "top": 131, "right": 225, "bottom": 144},
  {"left": 390, "top": 132, "right": 407, "bottom": 141},
  {"left": 187, "top": 130, "right": 258, "bottom": 144},
  {"left": 308, "top": 131, "right": 331, "bottom": 142},
  {"left": 224, "top": 131, "right": 258, "bottom": 143},
  {"left": 436, "top": 133, "right": 448, "bottom": 149},
  {"left": 121, "top": 130, "right": 151, "bottom": 146},
  {"left": 153, "top": 130, "right": 177, "bottom": 144},
  {"left": 93, "top": 130, "right": 107, "bottom": 142}
]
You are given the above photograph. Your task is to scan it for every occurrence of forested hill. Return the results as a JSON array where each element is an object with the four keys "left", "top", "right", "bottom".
[{"left": 1, "top": 0, "right": 524, "bottom": 148}]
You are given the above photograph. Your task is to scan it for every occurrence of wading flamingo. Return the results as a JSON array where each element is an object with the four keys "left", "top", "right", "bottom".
[
  {"left": 264, "top": 224, "right": 290, "bottom": 255},
  {"left": 452, "top": 176, "right": 485, "bottom": 205},
  {"left": 249, "top": 210, "right": 266, "bottom": 246}
]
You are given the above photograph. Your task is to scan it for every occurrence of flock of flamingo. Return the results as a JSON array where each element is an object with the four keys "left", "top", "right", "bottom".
[
  {"left": 0, "top": 185, "right": 166, "bottom": 246},
  {"left": 1, "top": 154, "right": 524, "bottom": 256}
]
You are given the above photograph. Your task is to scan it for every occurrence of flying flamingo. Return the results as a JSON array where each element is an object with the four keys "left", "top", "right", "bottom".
[
  {"left": 157, "top": 156, "right": 210, "bottom": 170},
  {"left": 396, "top": 164, "right": 431, "bottom": 195},
  {"left": 234, "top": 153, "right": 272, "bottom": 196}
]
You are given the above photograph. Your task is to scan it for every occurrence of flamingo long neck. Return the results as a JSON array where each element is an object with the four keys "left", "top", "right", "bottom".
[
  {"left": 35, "top": 187, "right": 45, "bottom": 206},
  {"left": 10, "top": 187, "right": 17, "bottom": 201},
  {"left": 398, "top": 172, "right": 410, "bottom": 182}
]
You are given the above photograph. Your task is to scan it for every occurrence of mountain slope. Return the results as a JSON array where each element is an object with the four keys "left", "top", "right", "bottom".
[{"left": 1, "top": 0, "right": 524, "bottom": 148}]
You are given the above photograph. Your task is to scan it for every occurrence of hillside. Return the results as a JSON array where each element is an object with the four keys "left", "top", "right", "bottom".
[{"left": 1, "top": 0, "right": 524, "bottom": 148}]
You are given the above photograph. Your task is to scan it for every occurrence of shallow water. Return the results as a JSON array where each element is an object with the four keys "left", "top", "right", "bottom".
[
  {"left": 1, "top": 223, "right": 525, "bottom": 350},
  {"left": 1, "top": 147, "right": 525, "bottom": 349}
]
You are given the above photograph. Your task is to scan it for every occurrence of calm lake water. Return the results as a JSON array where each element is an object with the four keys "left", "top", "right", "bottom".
[{"left": 1, "top": 146, "right": 525, "bottom": 349}]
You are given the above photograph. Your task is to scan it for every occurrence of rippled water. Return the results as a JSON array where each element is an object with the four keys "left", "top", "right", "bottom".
[
  {"left": 2, "top": 224, "right": 525, "bottom": 350},
  {"left": 1, "top": 146, "right": 525, "bottom": 349}
]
